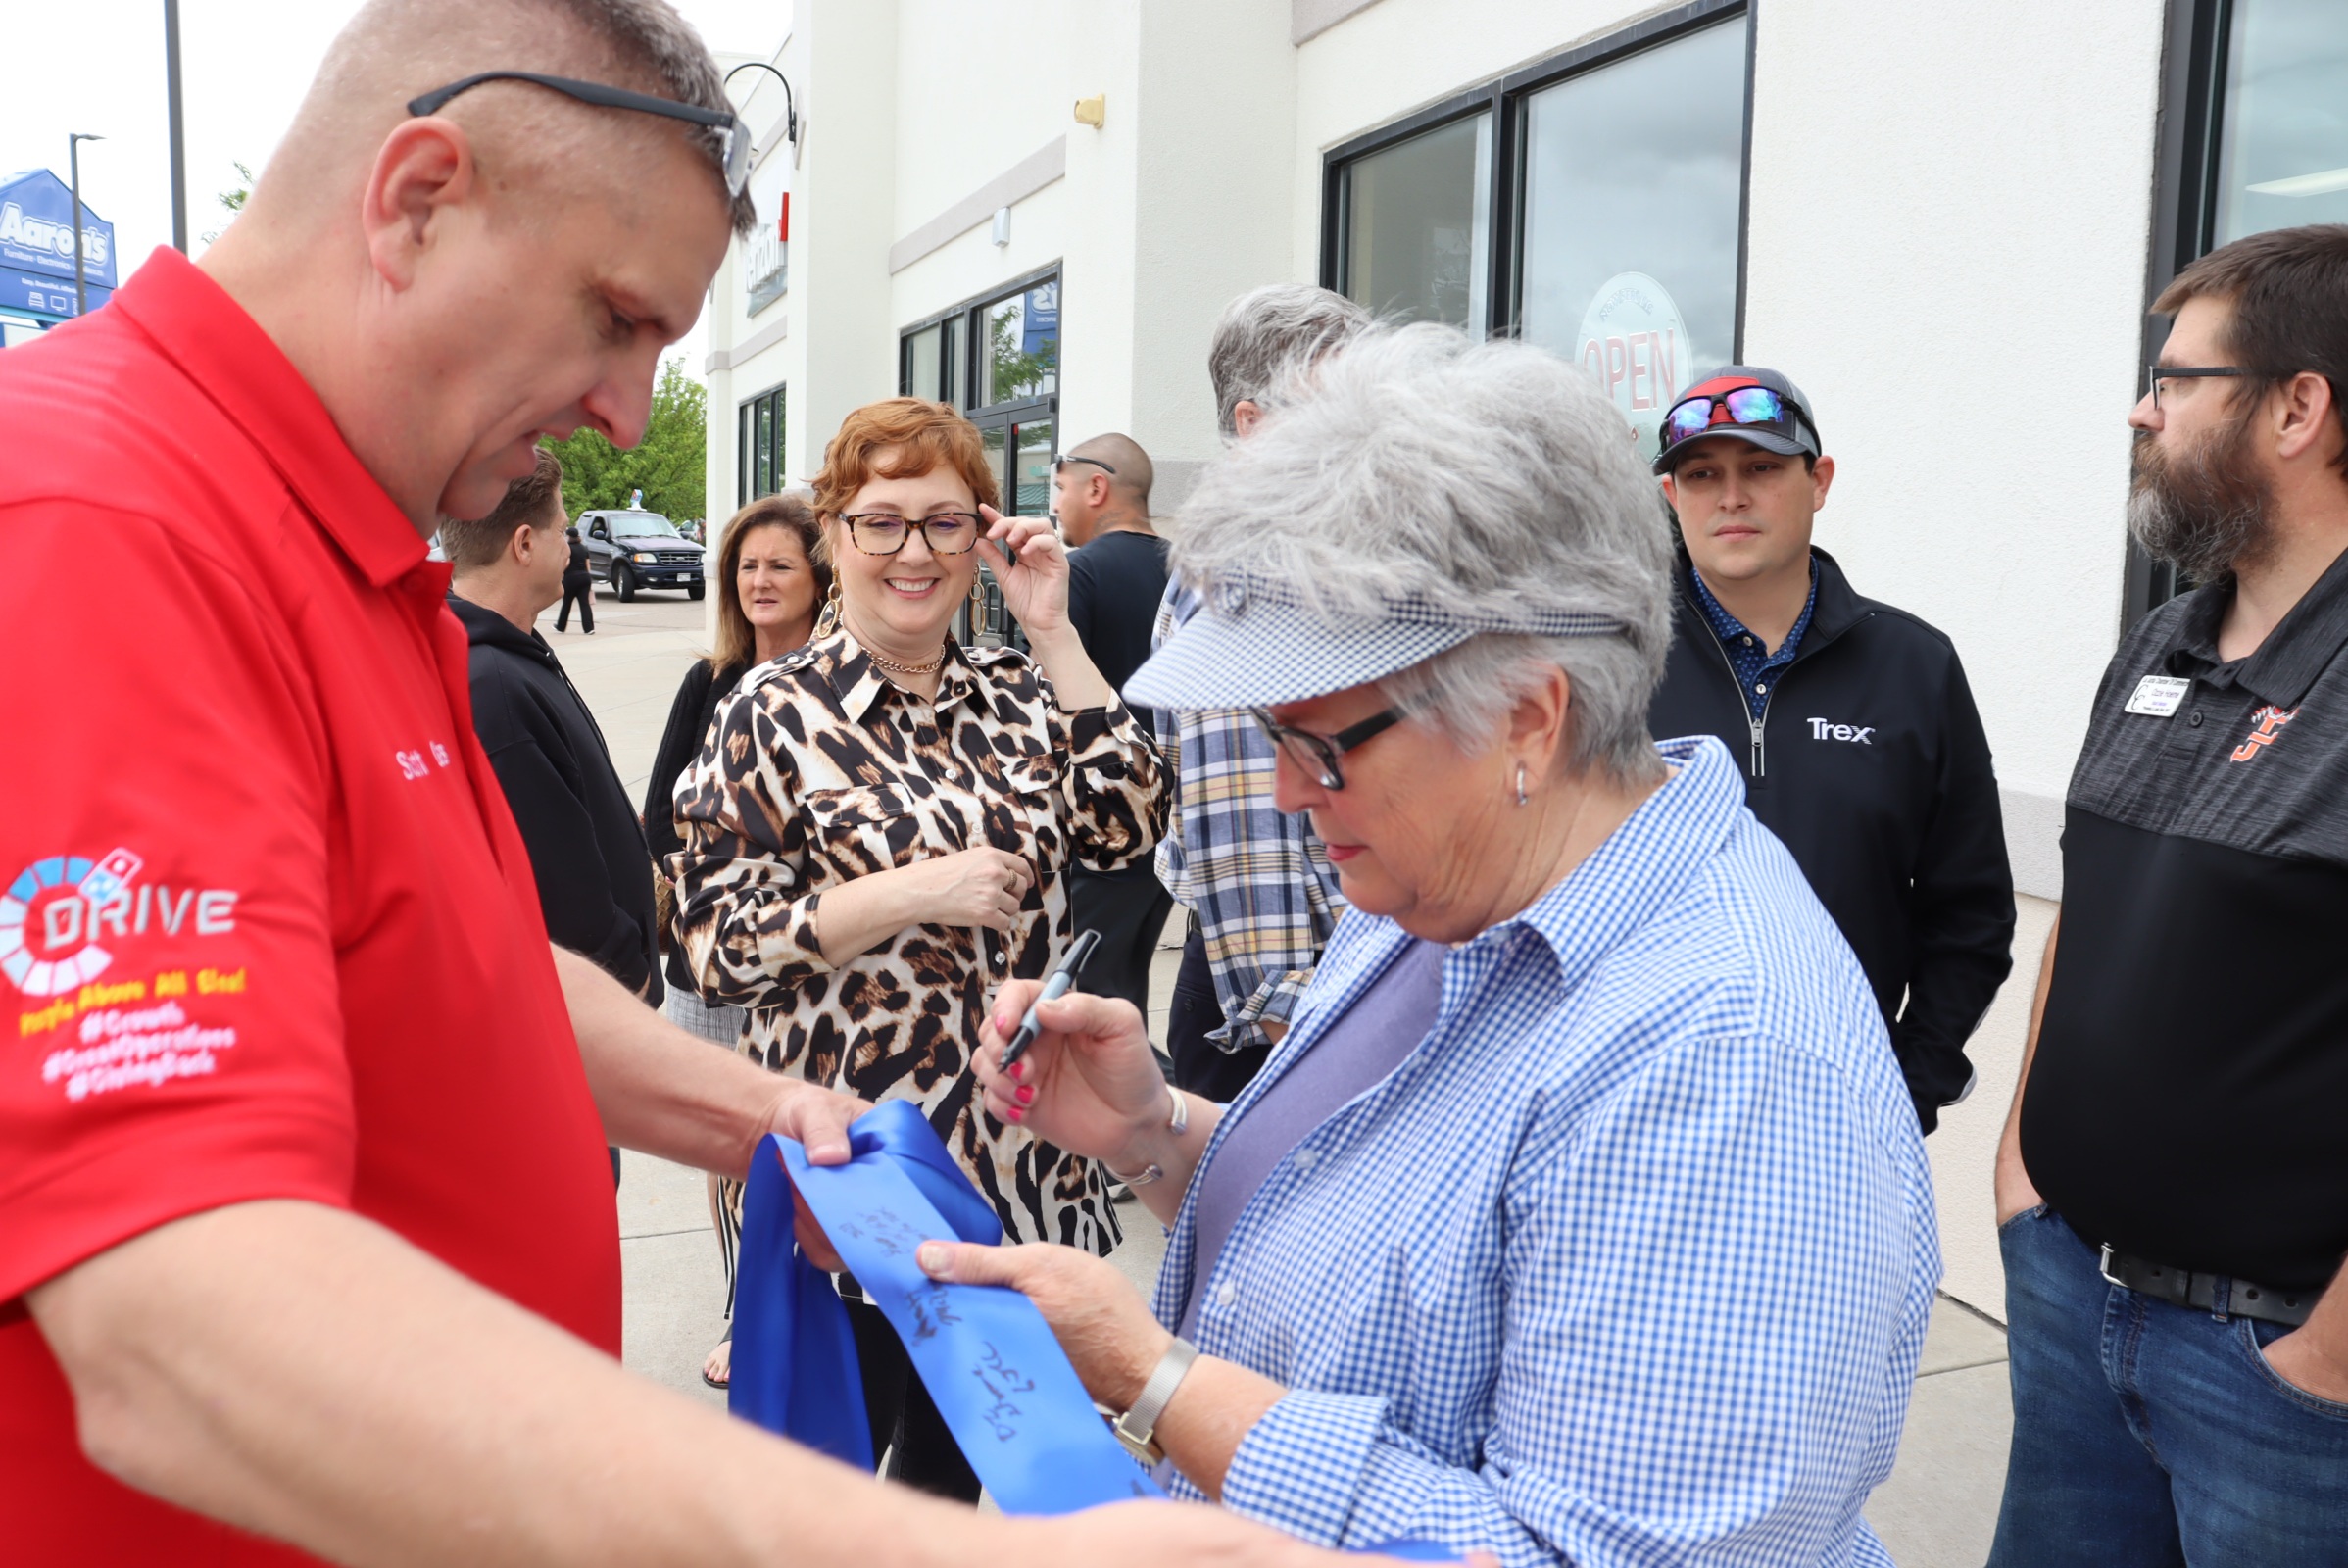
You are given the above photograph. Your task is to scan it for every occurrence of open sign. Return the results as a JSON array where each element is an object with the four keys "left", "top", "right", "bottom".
[{"left": 1574, "top": 271, "right": 1690, "bottom": 457}]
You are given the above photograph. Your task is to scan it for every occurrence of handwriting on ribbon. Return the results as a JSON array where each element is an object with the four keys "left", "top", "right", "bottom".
[
  {"left": 907, "top": 1283, "right": 963, "bottom": 1344},
  {"left": 972, "top": 1340, "right": 1038, "bottom": 1441},
  {"left": 843, "top": 1204, "right": 925, "bottom": 1259}
]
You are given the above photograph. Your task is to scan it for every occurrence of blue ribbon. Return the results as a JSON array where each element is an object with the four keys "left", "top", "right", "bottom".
[
  {"left": 730, "top": 1100, "right": 1459, "bottom": 1559},
  {"left": 731, "top": 1099, "right": 1159, "bottom": 1510}
]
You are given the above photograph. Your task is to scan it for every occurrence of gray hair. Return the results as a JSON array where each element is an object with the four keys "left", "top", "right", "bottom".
[
  {"left": 1174, "top": 323, "right": 1673, "bottom": 783},
  {"left": 1206, "top": 284, "right": 1374, "bottom": 439}
]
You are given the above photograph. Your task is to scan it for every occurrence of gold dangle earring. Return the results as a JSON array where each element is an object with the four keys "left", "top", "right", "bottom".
[{"left": 814, "top": 574, "right": 843, "bottom": 640}]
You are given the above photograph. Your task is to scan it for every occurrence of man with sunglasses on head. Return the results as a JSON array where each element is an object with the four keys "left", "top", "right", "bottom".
[
  {"left": 1055, "top": 434, "right": 1176, "bottom": 1026},
  {"left": 0, "top": 4, "right": 1397, "bottom": 1567},
  {"left": 1648, "top": 367, "right": 2016, "bottom": 1134}
]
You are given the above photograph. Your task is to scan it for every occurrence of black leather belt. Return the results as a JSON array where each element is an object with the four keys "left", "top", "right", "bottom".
[{"left": 2098, "top": 1245, "right": 2316, "bottom": 1328}]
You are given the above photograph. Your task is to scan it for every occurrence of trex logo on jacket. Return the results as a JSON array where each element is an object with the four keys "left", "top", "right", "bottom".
[
  {"left": 1807, "top": 718, "right": 1874, "bottom": 744},
  {"left": 2229, "top": 704, "right": 2298, "bottom": 762}
]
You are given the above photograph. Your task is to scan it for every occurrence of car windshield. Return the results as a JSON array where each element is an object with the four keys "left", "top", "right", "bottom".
[{"left": 607, "top": 511, "right": 680, "bottom": 537}]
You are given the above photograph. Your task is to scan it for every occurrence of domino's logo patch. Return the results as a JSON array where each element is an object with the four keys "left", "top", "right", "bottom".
[{"left": 0, "top": 849, "right": 239, "bottom": 997}]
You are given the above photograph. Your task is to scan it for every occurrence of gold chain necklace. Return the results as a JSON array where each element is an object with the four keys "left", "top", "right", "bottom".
[
  {"left": 860, "top": 643, "right": 947, "bottom": 678},
  {"left": 840, "top": 608, "right": 948, "bottom": 679}
]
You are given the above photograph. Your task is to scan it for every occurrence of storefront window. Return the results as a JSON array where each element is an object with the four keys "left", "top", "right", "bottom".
[
  {"left": 2131, "top": 0, "right": 2348, "bottom": 621},
  {"left": 901, "top": 318, "right": 965, "bottom": 407},
  {"left": 1518, "top": 16, "right": 1748, "bottom": 454},
  {"left": 1338, "top": 113, "right": 1492, "bottom": 329},
  {"left": 1325, "top": 6, "right": 1749, "bottom": 453},
  {"left": 738, "top": 385, "right": 784, "bottom": 505},
  {"left": 2212, "top": 0, "right": 2348, "bottom": 243},
  {"left": 1012, "top": 416, "right": 1054, "bottom": 516},
  {"left": 982, "top": 280, "right": 1059, "bottom": 407}
]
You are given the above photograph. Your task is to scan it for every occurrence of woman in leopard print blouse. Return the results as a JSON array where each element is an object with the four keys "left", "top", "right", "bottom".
[{"left": 669, "top": 398, "right": 1165, "bottom": 1495}]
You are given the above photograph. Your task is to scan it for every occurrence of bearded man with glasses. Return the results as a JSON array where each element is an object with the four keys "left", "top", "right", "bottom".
[{"left": 1988, "top": 222, "right": 2348, "bottom": 1566}]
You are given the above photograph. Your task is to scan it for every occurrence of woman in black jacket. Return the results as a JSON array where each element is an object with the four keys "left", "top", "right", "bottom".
[
  {"left": 644, "top": 492, "right": 828, "bottom": 1030},
  {"left": 640, "top": 492, "right": 826, "bottom": 1389}
]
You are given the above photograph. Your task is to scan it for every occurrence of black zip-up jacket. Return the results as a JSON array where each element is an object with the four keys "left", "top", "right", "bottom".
[
  {"left": 1647, "top": 547, "right": 2014, "bottom": 1131},
  {"left": 450, "top": 594, "right": 662, "bottom": 1005}
]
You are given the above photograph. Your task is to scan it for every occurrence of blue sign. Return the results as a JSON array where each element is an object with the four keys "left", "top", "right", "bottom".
[
  {"left": 3, "top": 266, "right": 111, "bottom": 320},
  {"left": 1020, "top": 281, "right": 1058, "bottom": 358},
  {"left": 0, "top": 168, "right": 119, "bottom": 295}
]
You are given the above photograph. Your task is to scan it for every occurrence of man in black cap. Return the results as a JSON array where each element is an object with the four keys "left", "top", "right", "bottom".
[{"left": 1647, "top": 366, "right": 2016, "bottom": 1132}]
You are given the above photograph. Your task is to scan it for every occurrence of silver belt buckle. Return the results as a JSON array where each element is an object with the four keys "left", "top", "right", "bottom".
[{"left": 2099, "top": 1244, "right": 2127, "bottom": 1290}]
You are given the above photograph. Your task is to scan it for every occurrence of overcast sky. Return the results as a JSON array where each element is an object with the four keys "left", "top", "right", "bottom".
[{"left": 1, "top": 0, "right": 785, "bottom": 370}]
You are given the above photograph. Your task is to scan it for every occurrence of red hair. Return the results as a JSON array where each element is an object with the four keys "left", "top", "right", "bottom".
[{"left": 811, "top": 398, "right": 1001, "bottom": 519}]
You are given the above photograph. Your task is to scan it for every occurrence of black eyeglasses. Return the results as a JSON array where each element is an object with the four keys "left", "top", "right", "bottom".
[
  {"left": 1247, "top": 707, "right": 1402, "bottom": 791},
  {"left": 2146, "top": 365, "right": 2245, "bottom": 411},
  {"left": 407, "top": 72, "right": 752, "bottom": 197},
  {"left": 1054, "top": 455, "right": 1116, "bottom": 475},
  {"left": 839, "top": 512, "right": 981, "bottom": 556}
]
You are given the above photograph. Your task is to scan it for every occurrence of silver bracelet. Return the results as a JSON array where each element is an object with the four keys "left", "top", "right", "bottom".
[{"left": 1104, "top": 1086, "right": 1189, "bottom": 1187}]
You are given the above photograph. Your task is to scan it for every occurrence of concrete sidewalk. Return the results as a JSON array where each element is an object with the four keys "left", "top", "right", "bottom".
[{"left": 563, "top": 590, "right": 2012, "bottom": 1566}]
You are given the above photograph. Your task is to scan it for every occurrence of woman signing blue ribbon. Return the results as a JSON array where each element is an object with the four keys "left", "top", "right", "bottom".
[{"left": 914, "top": 325, "right": 1939, "bottom": 1568}]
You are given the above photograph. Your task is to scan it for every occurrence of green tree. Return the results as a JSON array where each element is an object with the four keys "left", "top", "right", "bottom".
[
  {"left": 201, "top": 162, "right": 254, "bottom": 247},
  {"left": 544, "top": 358, "right": 707, "bottom": 523}
]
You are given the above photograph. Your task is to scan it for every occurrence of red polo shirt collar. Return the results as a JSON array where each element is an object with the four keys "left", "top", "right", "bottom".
[{"left": 110, "top": 246, "right": 426, "bottom": 589}]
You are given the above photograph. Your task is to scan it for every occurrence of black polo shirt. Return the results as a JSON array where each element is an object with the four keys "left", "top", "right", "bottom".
[{"left": 2023, "top": 544, "right": 2348, "bottom": 1291}]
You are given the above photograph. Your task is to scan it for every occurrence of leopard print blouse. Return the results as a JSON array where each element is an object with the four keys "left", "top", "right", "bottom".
[{"left": 669, "top": 628, "right": 1166, "bottom": 1253}]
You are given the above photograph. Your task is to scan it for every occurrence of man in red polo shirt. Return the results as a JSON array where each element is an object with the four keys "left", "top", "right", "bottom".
[{"left": 0, "top": 4, "right": 1368, "bottom": 1566}]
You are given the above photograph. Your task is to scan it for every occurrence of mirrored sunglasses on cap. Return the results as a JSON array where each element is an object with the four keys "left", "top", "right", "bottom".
[{"left": 1659, "top": 385, "right": 1807, "bottom": 454}]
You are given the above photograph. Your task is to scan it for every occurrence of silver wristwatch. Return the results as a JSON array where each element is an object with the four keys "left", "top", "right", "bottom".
[{"left": 1111, "top": 1336, "right": 1199, "bottom": 1464}]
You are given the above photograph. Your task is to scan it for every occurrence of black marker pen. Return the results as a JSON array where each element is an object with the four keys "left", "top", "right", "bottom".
[{"left": 999, "top": 929, "right": 1100, "bottom": 1072}]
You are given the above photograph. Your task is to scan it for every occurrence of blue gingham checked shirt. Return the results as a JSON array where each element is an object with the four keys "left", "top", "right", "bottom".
[
  {"left": 1150, "top": 737, "right": 1939, "bottom": 1565},
  {"left": 1150, "top": 577, "right": 1347, "bottom": 1049}
]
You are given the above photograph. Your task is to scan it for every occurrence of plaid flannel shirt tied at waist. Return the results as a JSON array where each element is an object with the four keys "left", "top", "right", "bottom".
[{"left": 1151, "top": 577, "right": 1347, "bottom": 1054}]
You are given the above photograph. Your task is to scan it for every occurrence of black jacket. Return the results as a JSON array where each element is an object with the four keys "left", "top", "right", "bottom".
[
  {"left": 643, "top": 657, "right": 750, "bottom": 993},
  {"left": 563, "top": 535, "right": 592, "bottom": 581},
  {"left": 450, "top": 594, "right": 662, "bottom": 1005},
  {"left": 1647, "top": 547, "right": 2015, "bottom": 1131}
]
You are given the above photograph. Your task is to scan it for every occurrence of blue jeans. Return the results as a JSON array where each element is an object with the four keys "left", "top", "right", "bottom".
[{"left": 1988, "top": 1205, "right": 2348, "bottom": 1566}]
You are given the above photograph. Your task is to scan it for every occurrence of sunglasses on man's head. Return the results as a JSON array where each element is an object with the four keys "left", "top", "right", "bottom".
[
  {"left": 1658, "top": 386, "right": 1812, "bottom": 456},
  {"left": 407, "top": 72, "right": 753, "bottom": 197}
]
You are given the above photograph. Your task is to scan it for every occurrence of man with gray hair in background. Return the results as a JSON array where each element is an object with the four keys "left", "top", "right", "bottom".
[
  {"left": 0, "top": 4, "right": 1405, "bottom": 1566},
  {"left": 1154, "top": 284, "right": 1372, "bottom": 1102}
]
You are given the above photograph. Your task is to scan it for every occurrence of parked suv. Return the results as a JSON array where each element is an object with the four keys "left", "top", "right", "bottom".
[{"left": 578, "top": 509, "right": 707, "bottom": 601}]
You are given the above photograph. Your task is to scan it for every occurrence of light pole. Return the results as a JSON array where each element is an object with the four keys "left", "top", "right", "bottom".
[
  {"left": 165, "top": 0, "right": 188, "bottom": 251},
  {"left": 69, "top": 132, "right": 104, "bottom": 318}
]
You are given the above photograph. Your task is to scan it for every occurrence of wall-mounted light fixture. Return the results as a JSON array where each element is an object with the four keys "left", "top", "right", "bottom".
[
  {"left": 724, "top": 61, "right": 798, "bottom": 147},
  {"left": 991, "top": 206, "right": 1011, "bottom": 247},
  {"left": 1073, "top": 94, "right": 1105, "bottom": 128}
]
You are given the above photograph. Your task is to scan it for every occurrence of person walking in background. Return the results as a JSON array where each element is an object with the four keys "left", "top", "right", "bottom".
[
  {"left": 639, "top": 490, "right": 829, "bottom": 1390},
  {"left": 1989, "top": 224, "right": 2348, "bottom": 1565},
  {"left": 446, "top": 448, "right": 663, "bottom": 1012},
  {"left": 1647, "top": 367, "right": 2015, "bottom": 1132},
  {"left": 1055, "top": 433, "right": 1174, "bottom": 1028},
  {"left": 671, "top": 397, "right": 1166, "bottom": 1499},
  {"left": 1154, "top": 284, "right": 1370, "bottom": 1102},
  {"left": 555, "top": 521, "right": 595, "bottom": 633}
]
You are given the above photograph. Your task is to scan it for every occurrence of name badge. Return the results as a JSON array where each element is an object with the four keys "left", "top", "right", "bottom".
[{"left": 2125, "top": 675, "right": 2191, "bottom": 716}]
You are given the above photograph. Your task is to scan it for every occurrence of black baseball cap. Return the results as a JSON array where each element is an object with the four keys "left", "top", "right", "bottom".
[{"left": 1652, "top": 366, "right": 1823, "bottom": 474}]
